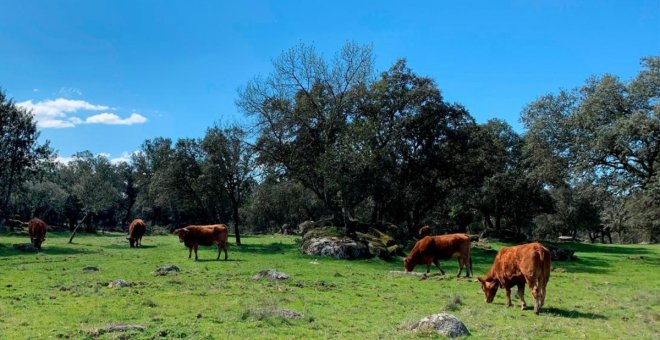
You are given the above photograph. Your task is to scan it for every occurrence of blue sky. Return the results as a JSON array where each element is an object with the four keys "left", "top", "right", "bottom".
[{"left": 1, "top": 1, "right": 658, "bottom": 162}]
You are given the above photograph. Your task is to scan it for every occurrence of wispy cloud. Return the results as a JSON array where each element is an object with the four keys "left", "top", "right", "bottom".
[
  {"left": 58, "top": 87, "right": 83, "bottom": 97},
  {"left": 17, "top": 97, "right": 147, "bottom": 129},
  {"left": 55, "top": 151, "right": 136, "bottom": 165},
  {"left": 85, "top": 113, "right": 147, "bottom": 125},
  {"left": 18, "top": 98, "right": 109, "bottom": 118}
]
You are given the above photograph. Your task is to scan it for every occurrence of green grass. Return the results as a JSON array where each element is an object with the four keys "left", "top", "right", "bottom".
[{"left": 0, "top": 232, "right": 658, "bottom": 339}]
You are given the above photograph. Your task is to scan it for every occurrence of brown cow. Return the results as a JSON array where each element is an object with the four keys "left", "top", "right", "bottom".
[
  {"left": 403, "top": 233, "right": 472, "bottom": 277},
  {"left": 173, "top": 224, "right": 228, "bottom": 261},
  {"left": 127, "top": 219, "right": 147, "bottom": 248},
  {"left": 478, "top": 242, "right": 551, "bottom": 314},
  {"left": 28, "top": 218, "right": 47, "bottom": 250}
]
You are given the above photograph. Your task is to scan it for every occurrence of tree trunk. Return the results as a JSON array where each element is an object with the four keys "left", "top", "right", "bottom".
[{"left": 232, "top": 204, "right": 241, "bottom": 246}]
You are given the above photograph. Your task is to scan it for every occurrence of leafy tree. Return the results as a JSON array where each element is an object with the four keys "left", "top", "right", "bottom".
[
  {"left": 522, "top": 56, "right": 659, "bottom": 242},
  {"left": 201, "top": 126, "right": 255, "bottom": 245},
  {"left": 59, "top": 152, "right": 123, "bottom": 231},
  {"left": 237, "top": 42, "right": 374, "bottom": 234},
  {"left": 0, "top": 90, "right": 52, "bottom": 225}
]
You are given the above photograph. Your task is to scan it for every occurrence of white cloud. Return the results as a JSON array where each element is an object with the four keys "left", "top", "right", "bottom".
[
  {"left": 109, "top": 151, "right": 136, "bottom": 165},
  {"left": 59, "top": 87, "right": 83, "bottom": 97},
  {"left": 17, "top": 98, "right": 108, "bottom": 118},
  {"left": 16, "top": 97, "right": 148, "bottom": 128},
  {"left": 85, "top": 112, "right": 147, "bottom": 125},
  {"left": 38, "top": 119, "right": 76, "bottom": 128},
  {"left": 56, "top": 152, "right": 136, "bottom": 165},
  {"left": 54, "top": 156, "right": 75, "bottom": 164},
  {"left": 33, "top": 88, "right": 39, "bottom": 92}
]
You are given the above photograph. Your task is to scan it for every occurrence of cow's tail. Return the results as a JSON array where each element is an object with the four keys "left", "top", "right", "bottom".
[
  {"left": 536, "top": 245, "right": 551, "bottom": 309},
  {"left": 469, "top": 249, "right": 473, "bottom": 277}
]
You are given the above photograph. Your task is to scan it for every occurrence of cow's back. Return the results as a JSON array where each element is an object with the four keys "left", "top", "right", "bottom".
[
  {"left": 432, "top": 233, "right": 470, "bottom": 259},
  {"left": 28, "top": 218, "right": 47, "bottom": 237},
  {"left": 490, "top": 243, "right": 550, "bottom": 284},
  {"left": 515, "top": 243, "right": 551, "bottom": 284},
  {"left": 185, "top": 224, "right": 228, "bottom": 245},
  {"left": 129, "top": 219, "right": 147, "bottom": 238}
]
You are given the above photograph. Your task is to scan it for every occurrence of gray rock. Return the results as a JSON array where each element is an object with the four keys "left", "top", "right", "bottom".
[
  {"left": 82, "top": 266, "right": 99, "bottom": 272},
  {"left": 302, "top": 236, "right": 371, "bottom": 259},
  {"left": 107, "top": 279, "right": 132, "bottom": 288},
  {"left": 410, "top": 312, "right": 470, "bottom": 338},
  {"left": 252, "top": 269, "right": 289, "bottom": 280},
  {"left": 90, "top": 324, "right": 145, "bottom": 335},
  {"left": 252, "top": 308, "right": 302, "bottom": 319},
  {"left": 547, "top": 245, "right": 577, "bottom": 261},
  {"left": 14, "top": 243, "right": 37, "bottom": 252},
  {"left": 154, "top": 265, "right": 180, "bottom": 276}
]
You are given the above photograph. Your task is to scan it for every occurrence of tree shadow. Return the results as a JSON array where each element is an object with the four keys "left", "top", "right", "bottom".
[
  {"left": 543, "top": 307, "right": 608, "bottom": 319},
  {"left": 101, "top": 244, "right": 157, "bottom": 250},
  {"left": 231, "top": 242, "right": 298, "bottom": 255},
  {"left": 0, "top": 245, "right": 99, "bottom": 257},
  {"left": 548, "top": 242, "right": 651, "bottom": 255},
  {"left": 191, "top": 258, "right": 243, "bottom": 262},
  {"left": 555, "top": 257, "right": 612, "bottom": 274}
]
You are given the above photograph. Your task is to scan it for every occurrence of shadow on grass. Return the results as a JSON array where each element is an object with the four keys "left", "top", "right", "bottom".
[
  {"left": 192, "top": 258, "right": 243, "bottom": 262},
  {"left": 555, "top": 257, "right": 612, "bottom": 274},
  {"left": 0, "top": 245, "right": 99, "bottom": 257},
  {"left": 548, "top": 242, "right": 651, "bottom": 255},
  {"left": 232, "top": 242, "right": 298, "bottom": 255},
  {"left": 101, "top": 244, "right": 157, "bottom": 250},
  {"left": 544, "top": 307, "right": 607, "bottom": 319}
]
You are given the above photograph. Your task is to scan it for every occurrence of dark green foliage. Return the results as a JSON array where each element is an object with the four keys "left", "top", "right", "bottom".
[{"left": 0, "top": 90, "right": 52, "bottom": 224}]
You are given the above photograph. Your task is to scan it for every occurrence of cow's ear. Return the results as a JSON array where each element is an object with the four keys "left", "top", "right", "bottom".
[{"left": 477, "top": 277, "right": 485, "bottom": 283}]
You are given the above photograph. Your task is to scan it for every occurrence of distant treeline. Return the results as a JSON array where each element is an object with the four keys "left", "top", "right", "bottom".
[{"left": 1, "top": 43, "right": 657, "bottom": 243}]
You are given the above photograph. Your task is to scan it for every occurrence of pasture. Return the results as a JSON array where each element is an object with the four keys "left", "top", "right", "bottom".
[{"left": 0, "top": 232, "right": 658, "bottom": 339}]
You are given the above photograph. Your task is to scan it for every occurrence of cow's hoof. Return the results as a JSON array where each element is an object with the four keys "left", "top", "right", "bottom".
[{"left": 520, "top": 305, "right": 526, "bottom": 311}]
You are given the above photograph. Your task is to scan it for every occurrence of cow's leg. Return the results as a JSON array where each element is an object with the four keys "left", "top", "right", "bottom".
[
  {"left": 456, "top": 258, "right": 464, "bottom": 277},
  {"left": 517, "top": 283, "right": 527, "bottom": 311},
  {"left": 505, "top": 287, "right": 512, "bottom": 307},
  {"left": 216, "top": 243, "right": 221, "bottom": 260},
  {"left": 188, "top": 247, "right": 193, "bottom": 259},
  {"left": 531, "top": 285, "right": 541, "bottom": 314},
  {"left": 223, "top": 244, "right": 228, "bottom": 260},
  {"left": 434, "top": 259, "right": 445, "bottom": 275},
  {"left": 194, "top": 244, "right": 199, "bottom": 261}
]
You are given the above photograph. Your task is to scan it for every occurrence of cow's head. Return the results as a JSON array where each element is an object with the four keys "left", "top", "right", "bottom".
[
  {"left": 403, "top": 257, "right": 415, "bottom": 272},
  {"left": 477, "top": 277, "right": 499, "bottom": 303},
  {"left": 127, "top": 237, "right": 136, "bottom": 248},
  {"left": 32, "top": 237, "right": 45, "bottom": 250},
  {"left": 173, "top": 228, "right": 188, "bottom": 243}
]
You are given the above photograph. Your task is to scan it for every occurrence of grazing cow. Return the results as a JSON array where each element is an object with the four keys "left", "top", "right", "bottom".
[
  {"left": 127, "top": 219, "right": 147, "bottom": 248},
  {"left": 403, "top": 233, "right": 473, "bottom": 277},
  {"left": 28, "top": 218, "right": 47, "bottom": 250},
  {"left": 173, "top": 224, "right": 228, "bottom": 261},
  {"left": 478, "top": 242, "right": 551, "bottom": 314}
]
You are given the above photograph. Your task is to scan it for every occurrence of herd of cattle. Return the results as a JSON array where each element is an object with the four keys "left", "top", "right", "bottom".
[{"left": 24, "top": 217, "right": 551, "bottom": 314}]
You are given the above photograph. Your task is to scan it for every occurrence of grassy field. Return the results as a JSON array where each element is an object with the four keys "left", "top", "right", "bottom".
[{"left": 0, "top": 232, "right": 658, "bottom": 339}]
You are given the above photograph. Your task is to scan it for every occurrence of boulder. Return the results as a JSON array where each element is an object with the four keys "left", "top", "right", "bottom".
[
  {"left": 89, "top": 324, "right": 145, "bottom": 336},
  {"left": 14, "top": 243, "right": 37, "bottom": 252},
  {"left": 154, "top": 265, "right": 180, "bottom": 276},
  {"left": 547, "top": 245, "right": 577, "bottom": 261},
  {"left": 302, "top": 235, "right": 371, "bottom": 259},
  {"left": 252, "top": 269, "right": 289, "bottom": 280},
  {"left": 250, "top": 308, "right": 302, "bottom": 319},
  {"left": 107, "top": 279, "right": 132, "bottom": 288},
  {"left": 410, "top": 312, "right": 470, "bottom": 338}
]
